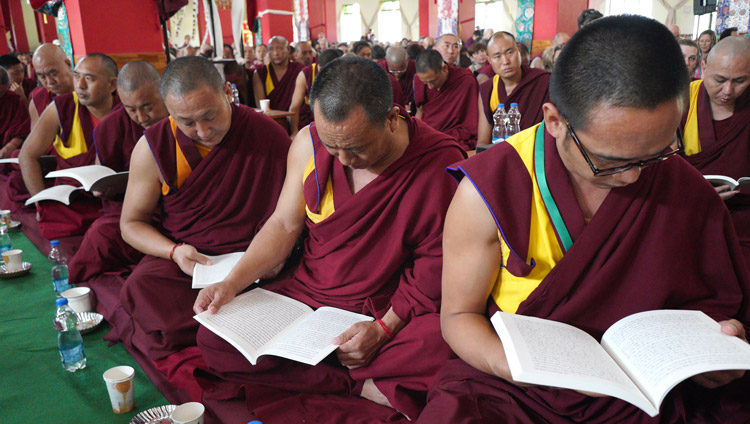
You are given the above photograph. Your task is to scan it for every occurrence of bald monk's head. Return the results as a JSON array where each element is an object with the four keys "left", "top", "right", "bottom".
[
  {"left": 33, "top": 44, "right": 74, "bottom": 95},
  {"left": 268, "top": 36, "right": 290, "bottom": 66},
  {"left": 435, "top": 34, "right": 460, "bottom": 65},
  {"left": 160, "top": 56, "right": 232, "bottom": 147},
  {"left": 385, "top": 46, "right": 408, "bottom": 80},
  {"left": 310, "top": 57, "right": 398, "bottom": 171},
  {"left": 317, "top": 48, "right": 344, "bottom": 69},
  {"left": 415, "top": 49, "right": 449, "bottom": 91},
  {"left": 73, "top": 53, "right": 118, "bottom": 108},
  {"left": 487, "top": 32, "right": 522, "bottom": 82},
  {"left": 117, "top": 61, "right": 168, "bottom": 129},
  {"left": 668, "top": 25, "right": 680, "bottom": 39},
  {"left": 552, "top": 32, "right": 570, "bottom": 46},
  {"left": 703, "top": 37, "right": 750, "bottom": 111}
]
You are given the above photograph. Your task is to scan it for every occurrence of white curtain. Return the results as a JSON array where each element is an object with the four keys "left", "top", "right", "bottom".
[
  {"left": 656, "top": 0, "right": 690, "bottom": 26},
  {"left": 202, "top": 0, "right": 224, "bottom": 49},
  {"left": 231, "top": 0, "right": 246, "bottom": 54}
]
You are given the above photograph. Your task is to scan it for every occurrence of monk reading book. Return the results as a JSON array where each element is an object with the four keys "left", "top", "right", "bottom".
[
  {"left": 477, "top": 32, "right": 550, "bottom": 146},
  {"left": 252, "top": 36, "right": 305, "bottom": 112},
  {"left": 418, "top": 16, "right": 750, "bottom": 423},
  {"left": 68, "top": 61, "right": 168, "bottom": 287},
  {"left": 19, "top": 53, "right": 119, "bottom": 239},
  {"left": 193, "top": 57, "right": 465, "bottom": 421},
  {"left": 414, "top": 49, "right": 479, "bottom": 151},
  {"left": 119, "top": 56, "right": 290, "bottom": 361},
  {"left": 680, "top": 37, "right": 750, "bottom": 267}
]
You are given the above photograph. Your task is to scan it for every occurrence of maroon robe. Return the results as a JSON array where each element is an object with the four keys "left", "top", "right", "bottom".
[
  {"left": 22, "top": 77, "right": 37, "bottom": 98},
  {"left": 477, "top": 62, "right": 494, "bottom": 79},
  {"left": 417, "top": 127, "right": 750, "bottom": 423},
  {"left": 0, "top": 90, "right": 30, "bottom": 146},
  {"left": 377, "top": 58, "right": 416, "bottom": 109},
  {"left": 681, "top": 84, "right": 750, "bottom": 264},
  {"left": 68, "top": 104, "right": 145, "bottom": 285},
  {"left": 299, "top": 64, "right": 316, "bottom": 129},
  {"left": 37, "top": 92, "right": 111, "bottom": 240},
  {"left": 196, "top": 112, "right": 466, "bottom": 421},
  {"left": 29, "top": 87, "right": 56, "bottom": 116},
  {"left": 413, "top": 64, "right": 479, "bottom": 150},
  {"left": 479, "top": 66, "right": 550, "bottom": 131},
  {"left": 256, "top": 61, "right": 305, "bottom": 111},
  {"left": 120, "top": 105, "right": 290, "bottom": 361}
]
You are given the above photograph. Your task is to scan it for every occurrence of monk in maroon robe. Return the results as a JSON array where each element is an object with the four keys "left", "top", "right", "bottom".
[
  {"left": 68, "top": 62, "right": 169, "bottom": 287},
  {"left": 414, "top": 49, "right": 479, "bottom": 151},
  {"left": 289, "top": 48, "right": 343, "bottom": 137},
  {"left": 27, "top": 44, "right": 75, "bottom": 128},
  {"left": 193, "top": 57, "right": 465, "bottom": 422},
  {"left": 119, "top": 56, "right": 289, "bottom": 361},
  {"left": 478, "top": 32, "right": 550, "bottom": 146},
  {"left": 252, "top": 36, "right": 305, "bottom": 112},
  {"left": 377, "top": 46, "right": 416, "bottom": 110},
  {"left": 680, "top": 37, "right": 750, "bottom": 266},
  {"left": 418, "top": 17, "right": 750, "bottom": 424},
  {"left": 19, "top": 53, "right": 119, "bottom": 239},
  {"left": 0, "top": 69, "right": 30, "bottom": 158}
]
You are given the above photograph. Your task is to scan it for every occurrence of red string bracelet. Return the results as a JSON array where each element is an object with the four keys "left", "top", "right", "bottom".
[
  {"left": 169, "top": 242, "right": 184, "bottom": 262},
  {"left": 375, "top": 319, "right": 393, "bottom": 339}
]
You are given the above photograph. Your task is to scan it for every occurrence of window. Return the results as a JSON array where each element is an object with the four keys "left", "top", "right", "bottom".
[
  {"left": 341, "top": 3, "right": 362, "bottom": 43},
  {"left": 475, "top": 0, "right": 506, "bottom": 35},
  {"left": 378, "top": 1, "right": 402, "bottom": 43}
]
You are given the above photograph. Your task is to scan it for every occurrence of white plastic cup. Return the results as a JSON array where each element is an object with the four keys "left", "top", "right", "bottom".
[
  {"left": 260, "top": 99, "right": 270, "bottom": 112},
  {"left": 62, "top": 287, "right": 92, "bottom": 313},
  {"left": 171, "top": 402, "right": 205, "bottom": 424},
  {"left": 102, "top": 365, "right": 135, "bottom": 414},
  {"left": 2, "top": 249, "right": 22, "bottom": 272}
]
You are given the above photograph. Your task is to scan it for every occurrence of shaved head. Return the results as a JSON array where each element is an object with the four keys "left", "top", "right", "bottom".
[
  {"left": 706, "top": 36, "right": 750, "bottom": 65},
  {"left": 160, "top": 56, "right": 225, "bottom": 99},
  {"left": 386, "top": 45, "right": 408, "bottom": 66},
  {"left": 80, "top": 53, "right": 118, "bottom": 78},
  {"left": 117, "top": 61, "right": 160, "bottom": 93},
  {"left": 33, "top": 43, "right": 69, "bottom": 67},
  {"left": 31, "top": 43, "right": 74, "bottom": 95},
  {"left": 268, "top": 36, "right": 289, "bottom": 48},
  {"left": 703, "top": 36, "right": 750, "bottom": 109}
]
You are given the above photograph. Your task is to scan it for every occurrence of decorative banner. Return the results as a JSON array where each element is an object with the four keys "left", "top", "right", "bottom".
[
  {"left": 202, "top": 0, "right": 224, "bottom": 47},
  {"left": 716, "top": 0, "right": 749, "bottom": 34},
  {"left": 515, "top": 0, "right": 535, "bottom": 48},
  {"left": 56, "top": 2, "right": 74, "bottom": 66},
  {"left": 295, "top": 0, "right": 310, "bottom": 42},
  {"left": 437, "top": 0, "right": 458, "bottom": 37}
]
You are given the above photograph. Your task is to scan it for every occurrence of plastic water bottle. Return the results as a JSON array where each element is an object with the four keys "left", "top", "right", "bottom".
[
  {"left": 0, "top": 224, "right": 11, "bottom": 254},
  {"left": 506, "top": 103, "right": 522, "bottom": 139},
  {"left": 492, "top": 104, "right": 507, "bottom": 144},
  {"left": 231, "top": 83, "right": 241, "bottom": 106},
  {"left": 49, "top": 240, "right": 72, "bottom": 296},
  {"left": 54, "top": 297, "right": 86, "bottom": 372}
]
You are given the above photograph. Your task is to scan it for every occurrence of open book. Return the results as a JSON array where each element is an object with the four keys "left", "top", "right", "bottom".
[
  {"left": 491, "top": 310, "right": 750, "bottom": 417},
  {"left": 192, "top": 252, "right": 245, "bottom": 289},
  {"left": 25, "top": 165, "right": 129, "bottom": 205},
  {"left": 705, "top": 175, "right": 750, "bottom": 190},
  {"left": 194, "top": 288, "right": 373, "bottom": 366},
  {"left": 0, "top": 158, "right": 19, "bottom": 164}
]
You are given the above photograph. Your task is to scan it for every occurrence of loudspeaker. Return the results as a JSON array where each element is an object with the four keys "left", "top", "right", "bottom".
[{"left": 694, "top": 0, "right": 717, "bottom": 15}]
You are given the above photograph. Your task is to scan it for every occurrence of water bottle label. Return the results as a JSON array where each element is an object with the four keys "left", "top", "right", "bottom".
[
  {"left": 492, "top": 136, "right": 504, "bottom": 144},
  {"left": 53, "top": 277, "right": 70, "bottom": 293},
  {"left": 0, "top": 244, "right": 10, "bottom": 253},
  {"left": 60, "top": 343, "right": 85, "bottom": 364}
]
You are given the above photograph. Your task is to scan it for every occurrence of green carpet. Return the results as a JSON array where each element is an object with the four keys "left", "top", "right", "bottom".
[{"left": 0, "top": 231, "right": 168, "bottom": 423}]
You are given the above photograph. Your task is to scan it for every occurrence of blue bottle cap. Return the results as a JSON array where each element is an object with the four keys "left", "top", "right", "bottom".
[
  {"left": 56, "top": 298, "right": 68, "bottom": 306},
  {"left": 50, "top": 240, "right": 60, "bottom": 246},
  {"left": 248, "top": 421, "right": 263, "bottom": 424},
  {"left": 510, "top": 103, "right": 518, "bottom": 107},
  {"left": 498, "top": 103, "right": 505, "bottom": 108}
]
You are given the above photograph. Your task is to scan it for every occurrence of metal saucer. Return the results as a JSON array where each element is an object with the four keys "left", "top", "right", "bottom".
[
  {"left": 129, "top": 404, "right": 177, "bottom": 424},
  {"left": 75, "top": 311, "right": 103, "bottom": 334},
  {"left": 0, "top": 262, "right": 32, "bottom": 278}
]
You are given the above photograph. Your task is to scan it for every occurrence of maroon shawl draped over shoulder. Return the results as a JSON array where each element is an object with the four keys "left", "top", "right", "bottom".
[
  {"left": 195, "top": 111, "right": 466, "bottom": 420},
  {"left": 681, "top": 84, "right": 750, "bottom": 262},
  {"left": 419, "top": 127, "right": 750, "bottom": 423},
  {"left": 299, "top": 64, "right": 316, "bottom": 129},
  {"left": 413, "top": 64, "right": 478, "bottom": 150},
  {"left": 0, "top": 90, "right": 30, "bottom": 146},
  {"left": 256, "top": 61, "right": 305, "bottom": 111},
  {"left": 378, "top": 58, "right": 416, "bottom": 108},
  {"left": 479, "top": 66, "right": 550, "bottom": 130},
  {"left": 29, "top": 87, "right": 56, "bottom": 115}
]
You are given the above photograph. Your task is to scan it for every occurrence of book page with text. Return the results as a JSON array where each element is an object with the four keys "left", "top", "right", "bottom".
[
  {"left": 194, "top": 289, "right": 313, "bottom": 365},
  {"left": 491, "top": 312, "right": 655, "bottom": 416},
  {"left": 602, "top": 310, "right": 750, "bottom": 411},
  {"left": 192, "top": 252, "right": 246, "bottom": 289},
  {"left": 264, "top": 306, "right": 373, "bottom": 365}
]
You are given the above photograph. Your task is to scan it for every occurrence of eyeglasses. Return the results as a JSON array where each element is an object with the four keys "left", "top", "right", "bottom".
[
  {"left": 566, "top": 122, "right": 684, "bottom": 176},
  {"left": 389, "top": 68, "right": 406, "bottom": 77}
]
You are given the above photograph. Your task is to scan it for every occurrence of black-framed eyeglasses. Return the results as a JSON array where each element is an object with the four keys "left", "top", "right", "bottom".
[{"left": 566, "top": 122, "right": 684, "bottom": 177}]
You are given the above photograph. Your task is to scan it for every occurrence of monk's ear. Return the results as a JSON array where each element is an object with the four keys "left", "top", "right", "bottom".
[
  {"left": 109, "top": 77, "right": 117, "bottom": 94},
  {"left": 542, "top": 103, "right": 567, "bottom": 139},
  {"left": 222, "top": 81, "right": 233, "bottom": 102},
  {"left": 386, "top": 106, "right": 399, "bottom": 131}
]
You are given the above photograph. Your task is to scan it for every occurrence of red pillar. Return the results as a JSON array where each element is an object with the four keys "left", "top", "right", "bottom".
[
  {"left": 257, "top": 0, "right": 293, "bottom": 43},
  {"left": 63, "top": 0, "right": 166, "bottom": 72},
  {"left": 0, "top": 1, "right": 8, "bottom": 54},
  {"left": 458, "top": 0, "right": 475, "bottom": 41},
  {"left": 533, "top": 0, "right": 558, "bottom": 41},
  {"left": 557, "top": 0, "right": 587, "bottom": 36},
  {"left": 35, "top": 12, "right": 58, "bottom": 44},
  {"left": 308, "top": 0, "right": 336, "bottom": 44},
  {"left": 8, "top": 0, "right": 28, "bottom": 52}
]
